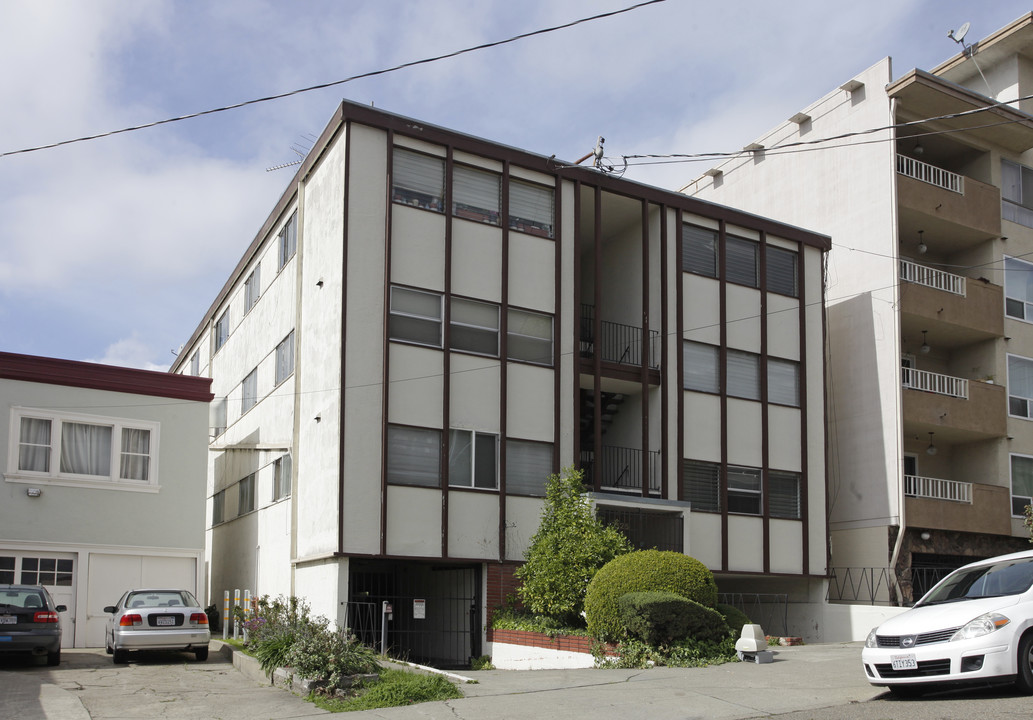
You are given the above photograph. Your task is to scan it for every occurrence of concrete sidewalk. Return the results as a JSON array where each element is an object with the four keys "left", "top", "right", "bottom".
[{"left": 0, "top": 641, "right": 877, "bottom": 719}]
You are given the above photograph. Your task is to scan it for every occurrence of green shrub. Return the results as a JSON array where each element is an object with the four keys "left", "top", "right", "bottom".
[
  {"left": 584, "top": 550, "right": 718, "bottom": 642},
  {"left": 308, "top": 669, "right": 462, "bottom": 712},
  {"left": 715, "top": 603, "right": 751, "bottom": 635},
  {"left": 515, "top": 467, "right": 632, "bottom": 624},
  {"left": 595, "top": 634, "right": 738, "bottom": 669},
  {"left": 617, "top": 592, "right": 701, "bottom": 646},
  {"left": 285, "top": 617, "right": 380, "bottom": 692},
  {"left": 244, "top": 595, "right": 312, "bottom": 674}
]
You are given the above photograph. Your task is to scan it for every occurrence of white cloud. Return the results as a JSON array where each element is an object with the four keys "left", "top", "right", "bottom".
[{"left": 88, "top": 334, "right": 171, "bottom": 372}]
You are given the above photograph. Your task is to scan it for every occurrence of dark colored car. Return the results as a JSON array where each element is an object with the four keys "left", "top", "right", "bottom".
[
  {"left": 0, "top": 584, "right": 65, "bottom": 666},
  {"left": 104, "top": 589, "right": 210, "bottom": 663}
]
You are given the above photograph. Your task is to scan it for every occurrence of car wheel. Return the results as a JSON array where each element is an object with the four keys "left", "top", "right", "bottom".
[
  {"left": 1015, "top": 632, "right": 1033, "bottom": 694},
  {"left": 887, "top": 684, "right": 925, "bottom": 698},
  {"left": 195, "top": 647, "right": 209, "bottom": 662},
  {"left": 113, "top": 648, "right": 129, "bottom": 664},
  {"left": 47, "top": 649, "right": 60, "bottom": 667}
]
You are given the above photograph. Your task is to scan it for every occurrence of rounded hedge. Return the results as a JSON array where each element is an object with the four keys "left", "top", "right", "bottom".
[
  {"left": 715, "top": 603, "right": 751, "bottom": 635},
  {"left": 584, "top": 550, "right": 718, "bottom": 641}
]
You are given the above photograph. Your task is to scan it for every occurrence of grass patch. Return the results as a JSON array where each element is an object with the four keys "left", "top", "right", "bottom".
[{"left": 307, "top": 669, "right": 463, "bottom": 712}]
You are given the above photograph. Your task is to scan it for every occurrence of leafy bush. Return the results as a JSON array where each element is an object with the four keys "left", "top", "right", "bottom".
[
  {"left": 489, "top": 606, "right": 590, "bottom": 636},
  {"left": 618, "top": 591, "right": 711, "bottom": 646},
  {"left": 285, "top": 617, "right": 380, "bottom": 692},
  {"left": 715, "top": 603, "right": 751, "bottom": 636},
  {"left": 584, "top": 550, "right": 718, "bottom": 641},
  {"left": 597, "top": 634, "right": 737, "bottom": 669},
  {"left": 515, "top": 467, "right": 632, "bottom": 624},
  {"left": 310, "top": 669, "right": 462, "bottom": 712},
  {"left": 244, "top": 595, "right": 312, "bottom": 674}
]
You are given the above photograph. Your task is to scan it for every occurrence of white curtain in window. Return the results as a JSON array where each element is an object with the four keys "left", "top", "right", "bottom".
[
  {"left": 119, "top": 428, "right": 150, "bottom": 481},
  {"left": 60, "top": 422, "right": 112, "bottom": 476},
  {"left": 18, "top": 417, "right": 52, "bottom": 472}
]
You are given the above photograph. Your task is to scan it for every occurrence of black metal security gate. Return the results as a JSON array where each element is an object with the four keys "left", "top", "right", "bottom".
[{"left": 348, "top": 560, "right": 480, "bottom": 669}]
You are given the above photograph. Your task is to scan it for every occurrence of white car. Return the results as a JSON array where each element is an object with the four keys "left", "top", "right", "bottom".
[
  {"left": 104, "top": 589, "right": 210, "bottom": 664},
  {"left": 861, "top": 549, "right": 1033, "bottom": 696}
]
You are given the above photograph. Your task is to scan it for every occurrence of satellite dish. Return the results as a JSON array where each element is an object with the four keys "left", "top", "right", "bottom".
[{"left": 949, "top": 21, "right": 970, "bottom": 44}]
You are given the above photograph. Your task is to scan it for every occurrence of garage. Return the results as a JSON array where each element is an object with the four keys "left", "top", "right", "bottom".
[{"left": 0, "top": 551, "right": 77, "bottom": 648}]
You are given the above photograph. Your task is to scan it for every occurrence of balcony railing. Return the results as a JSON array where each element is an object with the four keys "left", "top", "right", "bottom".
[
  {"left": 901, "top": 367, "right": 968, "bottom": 399},
  {"left": 581, "top": 445, "right": 661, "bottom": 495},
  {"left": 899, "top": 259, "right": 966, "bottom": 296},
  {"left": 581, "top": 304, "right": 660, "bottom": 369},
  {"left": 897, "top": 153, "right": 964, "bottom": 194},
  {"left": 904, "top": 474, "right": 972, "bottom": 503}
]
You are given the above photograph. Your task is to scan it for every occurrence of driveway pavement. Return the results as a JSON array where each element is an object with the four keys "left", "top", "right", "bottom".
[{"left": 0, "top": 641, "right": 879, "bottom": 720}]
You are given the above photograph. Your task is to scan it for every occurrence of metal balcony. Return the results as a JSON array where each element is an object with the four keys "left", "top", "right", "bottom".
[
  {"left": 580, "top": 304, "right": 660, "bottom": 369},
  {"left": 580, "top": 445, "right": 661, "bottom": 496}
]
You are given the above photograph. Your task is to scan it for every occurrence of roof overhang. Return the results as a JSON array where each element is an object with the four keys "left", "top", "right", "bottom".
[{"left": 887, "top": 68, "right": 1033, "bottom": 153}]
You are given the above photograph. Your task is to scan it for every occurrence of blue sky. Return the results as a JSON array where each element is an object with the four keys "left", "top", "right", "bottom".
[{"left": 1, "top": 0, "right": 1029, "bottom": 371}]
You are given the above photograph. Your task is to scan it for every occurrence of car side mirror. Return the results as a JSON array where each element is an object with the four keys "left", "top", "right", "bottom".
[
  {"left": 103, "top": 606, "right": 117, "bottom": 614},
  {"left": 56, "top": 605, "right": 67, "bottom": 612}
]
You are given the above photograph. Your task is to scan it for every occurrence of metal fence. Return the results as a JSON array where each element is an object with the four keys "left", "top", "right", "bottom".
[
  {"left": 580, "top": 304, "right": 660, "bottom": 368},
  {"left": 581, "top": 446, "right": 661, "bottom": 495},
  {"left": 718, "top": 593, "right": 788, "bottom": 637}
]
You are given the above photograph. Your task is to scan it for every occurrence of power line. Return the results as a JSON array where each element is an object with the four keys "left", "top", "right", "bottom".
[{"left": 0, "top": 0, "right": 668, "bottom": 160}]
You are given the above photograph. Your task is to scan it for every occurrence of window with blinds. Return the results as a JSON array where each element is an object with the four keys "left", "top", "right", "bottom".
[
  {"left": 509, "top": 180, "right": 554, "bottom": 238},
  {"left": 726, "top": 235, "right": 758, "bottom": 287},
  {"left": 683, "top": 459, "right": 720, "bottom": 512},
  {"left": 768, "top": 357, "right": 800, "bottom": 407},
  {"left": 506, "top": 440, "right": 553, "bottom": 496},
  {"left": 683, "top": 341, "right": 720, "bottom": 393},
  {"left": 453, "top": 165, "right": 501, "bottom": 224},
  {"left": 769, "top": 470, "right": 801, "bottom": 519},
  {"left": 727, "top": 349, "right": 760, "bottom": 400},
  {"left": 393, "top": 147, "right": 445, "bottom": 212},
  {"left": 1012, "top": 454, "right": 1033, "bottom": 516},
  {"left": 682, "top": 223, "right": 718, "bottom": 277},
  {"left": 766, "top": 246, "right": 798, "bottom": 297},
  {"left": 727, "top": 465, "right": 762, "bottom": 514},
  {"left": 387, "top": 425, "right": 441, "bottom": 488}
]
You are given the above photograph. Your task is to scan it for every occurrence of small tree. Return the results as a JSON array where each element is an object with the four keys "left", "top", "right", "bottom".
[{"left": 515, "top": 467, "right": 632, "bottom": 624}]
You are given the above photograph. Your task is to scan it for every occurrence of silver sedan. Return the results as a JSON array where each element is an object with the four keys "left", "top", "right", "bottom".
[{"left": 104, "top": 589, "right": 210, "bottom": 663}]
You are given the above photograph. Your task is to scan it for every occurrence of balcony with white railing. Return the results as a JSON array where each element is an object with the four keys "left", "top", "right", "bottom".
[
  {"left": 901, "top": 367, "right": 967, "bottom": 399},
  {"left": 904, "top": 474, "right": 972, "bottom": 503},
  {"left": 896, "top": 154, "right": 964, "bottom": 194},
  {"left": 899, "top": 259, "right": 965, "bottom": 296}
]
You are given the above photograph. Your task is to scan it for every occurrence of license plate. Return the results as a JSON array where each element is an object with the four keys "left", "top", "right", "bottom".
[
  {"left": 891, "top": 653, "right": 918, "bottom": 670},
  {"left": 156, "top": 616, "right": 176, "bottom": 626},
  {"left": 0, "top": 616, "right": 15, "bottom": 625},
  {"left": 0, "top": 636, "right": 11, "bottom": 642}
]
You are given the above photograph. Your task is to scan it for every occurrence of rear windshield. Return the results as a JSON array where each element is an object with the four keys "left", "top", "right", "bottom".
[
  {"left": 125, "top": 591, "right": 198, "bottom": 609},
  {"left": 0, "top": 589, "right": 47, "bottom": 609},
  {"left": 920, "top": 558, "right": 1033, "bottom": 605}
]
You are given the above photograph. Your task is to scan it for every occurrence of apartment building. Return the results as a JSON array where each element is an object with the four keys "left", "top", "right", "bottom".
[
  {"left": 1, "top": 352, "right": 212, "bottom": 647},
  {"left": 171, "top": 100, "right": 830, "bottom": 665},
  {"left": 687, "top": 13, "right": 1033, "bottom": 608}
]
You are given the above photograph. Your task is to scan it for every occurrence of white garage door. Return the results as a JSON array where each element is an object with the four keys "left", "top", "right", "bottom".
[
  {"left": 85, "top": 554, "right": 198, "bottom": 647},
  {"left": 0, "top": 551, "right": 77, "bottom": 648}
]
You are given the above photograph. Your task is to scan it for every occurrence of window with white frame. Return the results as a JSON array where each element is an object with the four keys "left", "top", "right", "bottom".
[
  {"left": 507, "top": 309, "right": 553, "bottom": 365},
  {"left": 727, "top": 465, "right": 762, "bottom": 514},
  {"left": 505, "top": 439, "right": 552, "bottom": 496},
  {"left": 214, "top": 311, "right": 230, "bottom": 353},
  {"left": 451, "top": 298, "right": 499, "bottom": 356},
  {"left": 683, "top": 341, "right": 720, "bottom": 393},
  {"left": 277, "top": 211, "right": 298, "bottom": 271},
  {"left": 241, "top": 368, "right": 258, "bottom": 414},
  {"left": 386, "top": 425, "right": 441, "bottom": 487},
  {"left": 393, "top": 147, "right": 444, "bottom": 212},
  {"left": 1003, "top": 159, "right": 1033, "bottom": 229},
  {"left": 683, "top": 459, "right": 720, "bottom": 512},
  {"left": 189, "top": 352, "right": 200, "bottom": 376},
  {"left": 244, "top": 267, "right": 261, "bottom": 313},
  {"left": 509, "top": 179, "right": 554, "bottom": 238},
  {"left": 766, "top": 246, "right": 798, "bottom": 297},
  {"left": 726, "top": 235, "right": 759, "bottom": 287},
  {"left": 238, "top": 474, "right": 255, "bottom": 516},
  {"left": 273, "top": 454, "right": 291, "bottom": 501},
  {"left": 453, "top": 164, "right": 500, "bottom": 224},
  {"left": 10, "top": 408, "right": 159, "bottom": 487},
  {"left": 769, "top": 470, "right": 801, "bottom": 519},
  {"left": 211, "top": 489, "right": 225, "bottom": 526},
  {"left": 1009, "top": 354, "right": 1033, "bottom": 419},
  {"left": 1011, "top": 453, "right": 1033, "bottom": 516},
  {"left": 727, "top": 349, "right": 760, "bottom": 400},
  {"left": 768, "top": 357, "right": 800, "bottom": 407},
  {"left": 389, "top": 286, "right": 443, "bottom": 347},
  {"left": 448, "top": 429, "right": 497, "bottom": 489},
  {"left": 682, "top": 223, "right": 718, "bottom": 278},
  {"left": 275, "top": 331, "right": 295, "bottom": 386},
  {"left": 1005, "top": 255, "right": 1033, "bottom": 322}
]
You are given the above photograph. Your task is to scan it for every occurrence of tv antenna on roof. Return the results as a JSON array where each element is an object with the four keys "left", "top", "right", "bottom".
[
  {"left": 948, "top": 21, "right": 993, "bottom": 96},
  {"left": 266, "top": 133, "right": 317, "bottom": 172}
]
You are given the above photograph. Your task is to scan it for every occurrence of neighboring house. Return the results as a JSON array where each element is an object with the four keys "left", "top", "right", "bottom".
[
  {"left": 1, "top": 352, "right": 212, "bottom": 648},
  {"left": 686, "top": 13, "right": 1033, "bottom": 613},
  {"left": 170, "top": 99, "right": 830, "bottom": 665}
]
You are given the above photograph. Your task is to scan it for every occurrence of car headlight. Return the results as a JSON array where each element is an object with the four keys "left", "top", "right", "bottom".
[
  {"left": 950, "top": 612, "right": 1010, "bottom": 642},
  {"left": 865, "top": 627, "right": 879, "bottom": 648}
]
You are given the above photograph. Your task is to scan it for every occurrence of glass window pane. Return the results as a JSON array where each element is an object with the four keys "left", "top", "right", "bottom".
[
  {"left": 1013, "top": 455, "right": 1033, "bottom": 498},
  {"left": 683, "top": 342, "right": 719, "bottom": 393},
  {"left": 766, "top": 246, "right": 798, "bottom": 297},
  {"left": 508, "top": 309, "right": 553, "bottom": 365},
  {"left": 393, "top": 148, "right": 444, "bottom": 212},
  {"left": 387, "top": 426, "right": 441, "bottom": 487},
  {"left": 448, "top": 429, "right": 473, "bottom": 487},
  {"left": 683, "top": 460, "right": 720, "bottom": 512},
  {"left": 726, "top": 236, "right": 758, "bottom": 287},
  {"left": 769, "top": 471, "right": 801, "bottom": 519},
  {"left": 509, "top": 180, "right": 554, "bottom": 238},
  {"left": 18, "top": 417, "right": 52, "bottom": 472},
  {"left": 60, "top": 422, "right": 112, "bottom": 476},
  {"left": 506, "top": 440, "right": 552, "bottom": 496},
  {"left": 453, "top": 165, "right": 500, "bottom": 224},
  {"left": 682, "top": 224, "right": 717, "bottom": 277},
  {"left": 451, "top": 299, "right": 499, "bottom": 356},
  {"left": 768, "top": 358, "right": 800, "bottom": 406},
  {"left": 727, "top": 350, "right": 760, "bottom": 400},
  {"left": 474, "top": 433, "right": 497, "bottom": 489}
]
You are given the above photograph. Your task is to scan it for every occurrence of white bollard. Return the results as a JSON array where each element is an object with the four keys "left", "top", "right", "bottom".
[
  {"left": 222, "top": 591, "right": 230, "bottom": 640},
  {"left": 243, "top": 590, "right": 251, "bottom": 642},
  {"left": 233, "top": 589, "right": 240, "bottom": 640}
]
